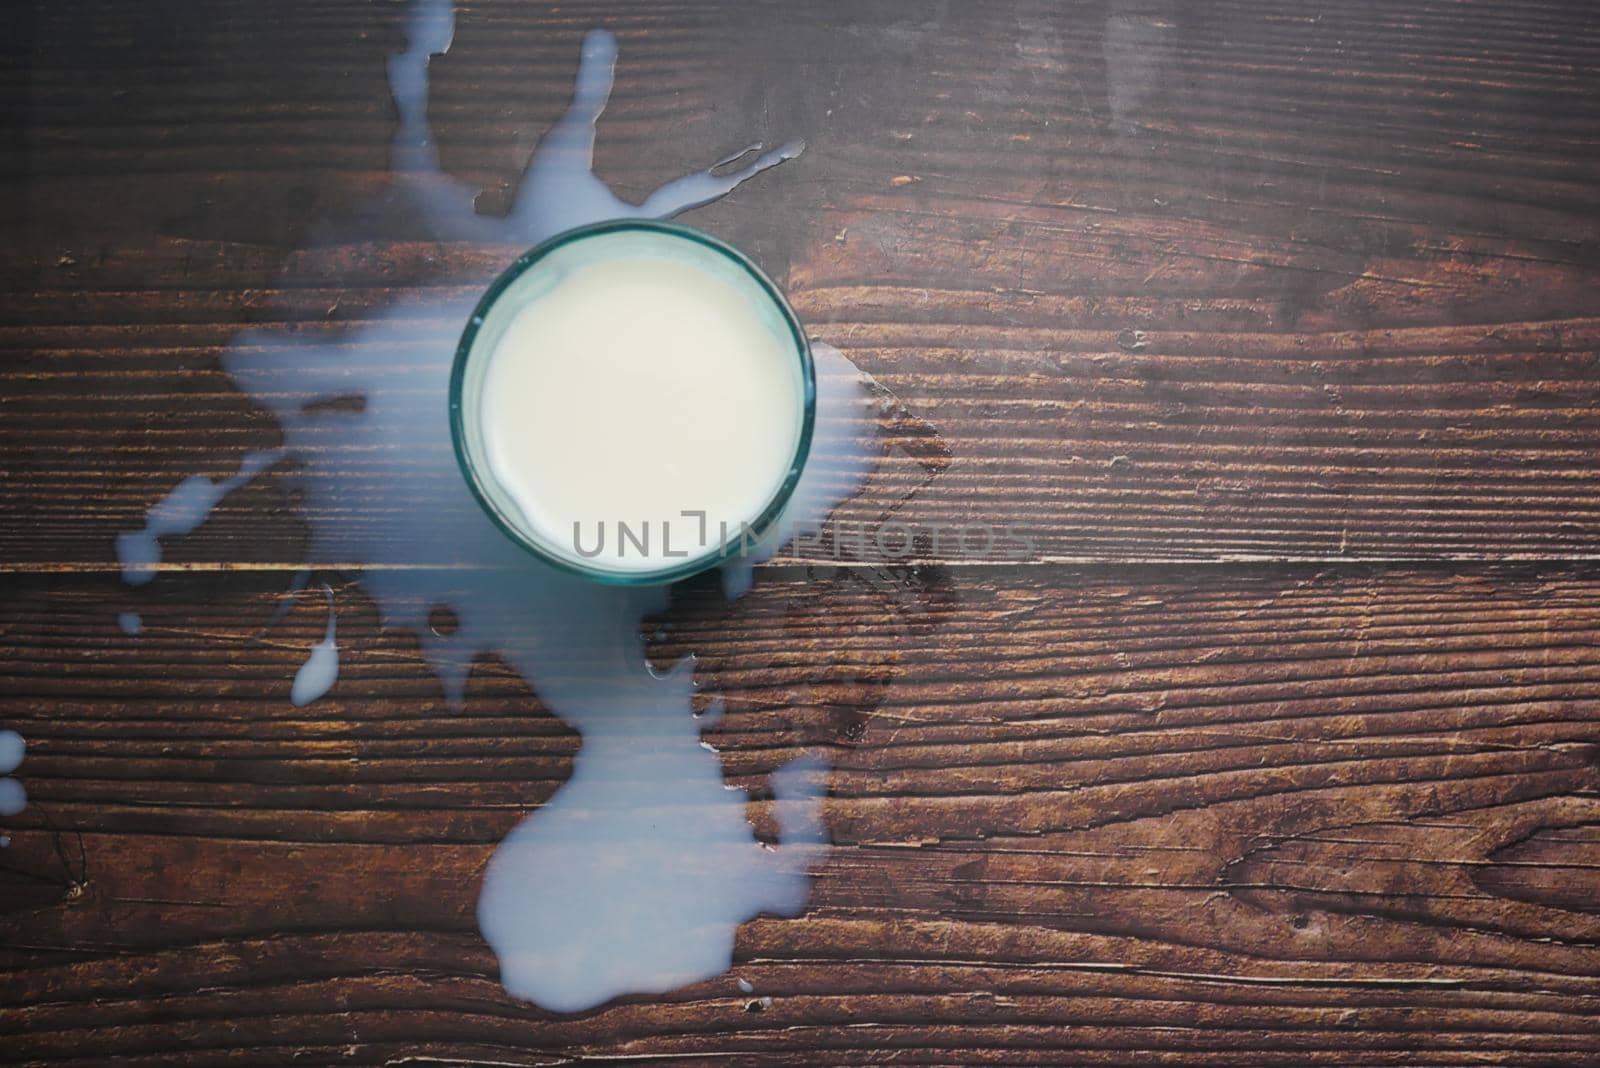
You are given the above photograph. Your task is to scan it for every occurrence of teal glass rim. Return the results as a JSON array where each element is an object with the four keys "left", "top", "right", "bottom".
[{"left": 448, "top": 218, "right": 816, "bottom": 587}]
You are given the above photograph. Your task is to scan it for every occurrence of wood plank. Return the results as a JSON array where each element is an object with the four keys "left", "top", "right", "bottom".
[
  {"left": 2, "top": 564, "right": 1598, "bottom": 1063},
  {"left": 8, "top": 0, "right": 1600, "bottom": 566},
  {"left": 8, "top": 0, "right": 1600, "bottom": 1063}
]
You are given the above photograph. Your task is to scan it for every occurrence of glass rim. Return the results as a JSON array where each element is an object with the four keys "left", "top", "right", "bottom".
[{"left": 448, "top": 218, "right": 817, "bottom": 587}]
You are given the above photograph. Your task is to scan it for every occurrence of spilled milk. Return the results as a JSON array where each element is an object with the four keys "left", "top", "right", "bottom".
[{"left": 113, "top": 0, "right": 892, "bottom": 1012}]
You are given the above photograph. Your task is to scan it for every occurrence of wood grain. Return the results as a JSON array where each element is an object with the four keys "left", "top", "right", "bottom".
[
  {"left": 8, "top": 0, "right": 1600, "bottom": 565},
  {"left": 7, "top": 0, "right": 1600, "bottom": 1062},
  {"left": 3, "top": 566, "right": 1599, "bottom": 1064}
]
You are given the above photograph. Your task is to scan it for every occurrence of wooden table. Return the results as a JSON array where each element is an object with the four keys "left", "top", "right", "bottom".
[{"left": 5, "top": 0, "right": 1600, "bottom": 1063}]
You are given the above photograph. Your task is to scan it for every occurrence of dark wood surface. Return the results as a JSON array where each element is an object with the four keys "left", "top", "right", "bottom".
[{"left": 5, "top": 0, "right": 1600, "bottom": 1063}]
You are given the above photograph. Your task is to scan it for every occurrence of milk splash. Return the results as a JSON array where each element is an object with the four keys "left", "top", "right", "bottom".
[{"left": 115, "top": 1, "right": 888, "bottom": 1012}]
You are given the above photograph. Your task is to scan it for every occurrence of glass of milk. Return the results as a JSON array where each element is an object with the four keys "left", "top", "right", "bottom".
[{"left": 450, "top": 220, "right": 815, "bottom": 584}]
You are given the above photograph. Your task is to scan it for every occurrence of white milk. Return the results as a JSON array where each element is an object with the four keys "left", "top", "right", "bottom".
[
  {"left": 120, "top": 10, "right": 895, "bottom": 1015},
  {"left": 471, "top": 232, "right": 806, "bottom": 576}
]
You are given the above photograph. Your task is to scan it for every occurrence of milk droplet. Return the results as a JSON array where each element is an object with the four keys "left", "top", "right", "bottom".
[
  {"left": 290, "top": 586, "right": 339, "bottom": 707},
  {"left": 0, "top": 731, "right": 23, "bottom": 775},
  {"left": 0, "top": 780, "right": 25, "bottom": 818}
]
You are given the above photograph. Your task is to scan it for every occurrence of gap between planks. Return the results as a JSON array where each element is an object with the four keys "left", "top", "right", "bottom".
[{"left": 13, "top": 555, "right": 1600, "bottom": 576}]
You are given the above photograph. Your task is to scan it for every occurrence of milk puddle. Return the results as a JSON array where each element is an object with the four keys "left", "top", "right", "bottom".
[{"left": 113, "top": 0, "right": 920, "bottom": 1012}]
